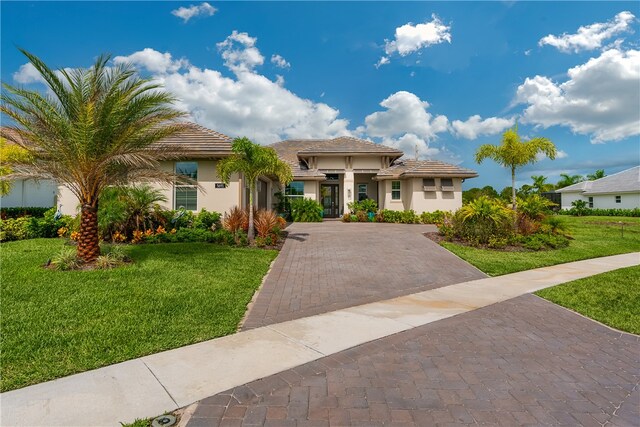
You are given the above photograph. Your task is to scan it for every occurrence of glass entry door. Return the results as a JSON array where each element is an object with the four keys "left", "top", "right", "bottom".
[{"left": 321, "top": 184, "right": 339, "bottom": 218}]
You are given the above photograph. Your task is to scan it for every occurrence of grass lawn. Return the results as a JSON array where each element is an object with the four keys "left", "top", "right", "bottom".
[
  {"left": 441, "top": 216, "right": 640, "bottom": 276},
  {"left": 536, "top": 265, "right": 640, "bottom": 334},
  {"left": 0, "top": 239, "right": 277, "bottom": 392}
]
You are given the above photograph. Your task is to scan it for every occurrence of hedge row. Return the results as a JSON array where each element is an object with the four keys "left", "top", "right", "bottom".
[
  {"left": 0, "top": 207, "right": 52, "bottom": 219},
  {"left": 559, "top": 208, "right": 640, "bottom": 217}
]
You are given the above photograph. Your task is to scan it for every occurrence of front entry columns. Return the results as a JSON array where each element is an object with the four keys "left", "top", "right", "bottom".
[{"left": 343, "top": 171, "right": 354, "bottom": 215}]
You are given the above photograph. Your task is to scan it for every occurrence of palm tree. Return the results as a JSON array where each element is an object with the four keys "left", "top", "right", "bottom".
[
  {"left": 475, "top": 125, "right": 556, "bottom": 211},
  {"left": 587, "top": 169, "right": 606, "bottom": 181},
  {"left": 217, "top": 137, "right": 292, "bottom": 242},
  {"left": 1, "top": 50, "right": 190, "bottom": 263},
  {"left": 556, "top": 173, "right": 584, "bottom": 189},
  {"left": 531, "top": 175, "right": 552, "bottom": 194},
  {"left": 0, "top": 137, "right": 31, "bottom": 196}
]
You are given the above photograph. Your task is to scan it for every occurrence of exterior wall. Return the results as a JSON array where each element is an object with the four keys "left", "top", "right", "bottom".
[
  {"left": 354, "top": 174, "right": 378, "bottom": 202},
  {"left": 352, "top": 156, "right": 383, "bottom": 170},
  {"left": 57, "top": 159, "right": 243, "bottom": 217},
  {"left": 381, "top": 179, "right": 407, "bottom": 212},
  {"left": 304, "top": 180, "right": 319, "bottom": 200},
  {"left": 343, "top": 171, "right": 354, "bottom": 214},
  {"left": 561, "top": 192, "right": 640, "bottom": 210},
  {"left": 316, "top": 156, "right": 347, "bottom": 170},
  {"left": 410, "top": 178, "right": 463, "bottom": 213},
  {"left": 1, "top": 179, "right": 57, "bottom": 208}
]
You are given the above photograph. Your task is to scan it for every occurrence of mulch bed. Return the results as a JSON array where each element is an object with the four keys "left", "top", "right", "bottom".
[{"left": 423, "top": 232, "right": 526, "bottom": 252}]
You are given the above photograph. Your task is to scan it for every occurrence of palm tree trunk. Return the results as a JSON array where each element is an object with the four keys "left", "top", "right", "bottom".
[
  {"left": 511, "top": 167, "right": 517, "bottom": 211},
  {"left": 248, "top": 181, "right": 255, "bottom": 242},
  {"left": 78, "top": 203, "right": 100, "bottom": 263}
]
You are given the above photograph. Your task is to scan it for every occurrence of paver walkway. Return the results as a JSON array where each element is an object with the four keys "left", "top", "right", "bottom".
[
  {"left": 243, "top": 222, "right": 487, "bottom": 328},
  {"left": 2, "top": 253, "right": 636, "bottom": 427},
  {"left": 183, "top": 294, "right": 639, "bottom": 427}
]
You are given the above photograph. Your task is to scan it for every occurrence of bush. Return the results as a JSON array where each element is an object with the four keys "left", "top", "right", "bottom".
[
  {"left": 0, "top": 207, "right": 51, "bottom": 219},
  {"left": 347, "top": 199, "right": 378, "bottom": 215},
  {"left": 559, "top": 207, "right": 640, "bottom": 217},
  {"left": 0, "top": 217, "right": 31, "bottom": 242},
  {"left": 377, "top": 209, "right": 420, "bottom": 224},
  {"left": 192, "top": 209, "right": 222, "bottom": 230},
  {"left": 51, "top": 248, "right": 81, "bottom": 271},
  {"left": 25, "top": 208, "right": 73, "bottom": 239},
  {"left": 420, "top": 210, "right": 446, "bottom": 225},
  {"left": 454, "top": 197, "right": 514, "bottom": 245},
  {"left": 223, "top": 206, "right": 247, "bottom": 233},
  {"left": 517, "top": 194, "right": 555, "bottom": 221},
  {"left": 254, "top": 209, "right": 279, "bottom": 238},
  {"left": 290, "top": 198, "right": 323, "bottom": 222}
]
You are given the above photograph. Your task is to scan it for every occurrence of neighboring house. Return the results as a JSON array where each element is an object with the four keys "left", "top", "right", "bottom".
[
  {"left": 10, "top": 123, "right": 477, "bottom": 216},
  {"left": 556, "top": 166, "right": 640, "bottom": 210},
  {"left": 271, "top": 137, "right": 477, "bottom": 217}
]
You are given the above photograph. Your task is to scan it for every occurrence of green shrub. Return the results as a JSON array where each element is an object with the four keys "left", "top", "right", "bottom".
[
  {"left": 347, "top": 199, "right": 378, "bottom": 214},
  {"left": 52, "top": 248, "right": 81, "bottom": 271},
  {"left": 25, "top": 208, "right": 73, "bottom": 239},
  {"left": 290, "top": 198, "right": 323, "bottom": 222},
  {"left": 570, "top": 200, "right": 588, "bottom": 216},
  {"left": 377, "top": 209, "right": 420, "bottom": 224},
  {"left": 519, "top": 233, "right": 570, "bottom": 251},
  {"left": 420, "top": 210, "right": 446, "bottom": 225},
  {"left": 0, "top": 207, "right": 51, "bottom": 219},
  {"left": 541, "top": 216, "right": 570, "bottom": 236},
  {"left": 192, "top": 209, "right": 222, "bottom": 230},
  {"left": 0, "top": 217, "right": 31, "bottom": 242},
  {"left": 453, "top": 197, "right": 514, "bottom": 245},
  {"left": 559, "top": 207, "right": 640, "bottom": 217},
  {"left": 487, "top": 236, "right": 508, "bottom": 249},
  {"left": 517, "top": 194, "right": 555, "bottom": 221}
]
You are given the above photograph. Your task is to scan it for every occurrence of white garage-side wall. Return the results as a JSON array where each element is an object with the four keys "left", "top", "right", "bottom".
[
  {"left": 560, "top": 191, "right": 584, "bottom": 210},
  {"left": 591, "top": 193, "right": 640, "bottom": 209},
  {"left": 1, "top": 179, "right": 57, "bottom": 208}
]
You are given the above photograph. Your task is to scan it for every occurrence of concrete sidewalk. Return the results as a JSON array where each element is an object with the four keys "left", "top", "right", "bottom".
[{"left": 1, "top": 253, "right": 638, "bottom": 426}]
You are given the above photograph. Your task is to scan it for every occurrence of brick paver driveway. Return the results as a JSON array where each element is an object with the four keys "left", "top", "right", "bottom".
[
  {"left": 185, "top": 294, "right": 639, "bottom": 426},
  {"left": 242, "top": 222, "right": 486, "bottom": 328}
]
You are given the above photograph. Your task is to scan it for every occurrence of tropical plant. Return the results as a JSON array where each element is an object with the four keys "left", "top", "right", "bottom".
[
  {"left": 475, "top": 125, "right": 556, "bottom": 211},
  {"left": 217, "top": 137, "right": 292, "bottom": 241},
  {"left": 290, "top": 198, "right": 323, "bottom": 222},
  {"left": 0, "top": 138, "right": 32, "bottom": 196},
  {"left": 456, "top": 196, "right": 514, "bottom": 244},
  {"left": 124, "top": 185, "right": 168, "bottom": 232},
  {"left": 253, "top": 209, "right": 279, "bottom": 238},
  {"left": 587, "top": 169, "right": 606, "bottom": 181},
  {"left": 531, "top": 175, "right": 553, "bottom": 194},
  {"left": 517, "top": 194, "right": 555, "bottom": 221},
  {"left": 222, "top": 206, "right": 247, "bottom": 233},
  {"left": 1, "top": 50, "right": 190, "bottom": 263},
  {"left": 570, "top": 199, "right": 588, "bottom": 216},
  {"left": 556, "top": 173, "right": 584, "bottom": 189},
  {"left": 347, "top": 199, "right": 378, "bottom": 214}
]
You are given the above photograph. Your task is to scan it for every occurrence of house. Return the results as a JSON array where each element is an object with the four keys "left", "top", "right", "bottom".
[
  {"left": 556, "top": 166, "right": 640, "bottom": 210},
  {"left": 9, "top": 123, "right": 478, "bottom": 216}
]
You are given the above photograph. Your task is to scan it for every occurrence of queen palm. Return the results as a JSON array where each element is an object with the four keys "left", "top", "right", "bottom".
[
  {"left": 217, "top": 137, "right": 292, "bottom": 242},
  {"left": 1, "top": 50, "right": 190, "bottom": 263},
  {"left": 587, "top": 169, "right": 606, "bottom": 180},
  {"left": 475, "top": 125, "right": 556, "bottom": 211}
]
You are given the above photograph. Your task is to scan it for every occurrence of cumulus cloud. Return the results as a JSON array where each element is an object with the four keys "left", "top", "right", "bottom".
[
  {"left": 114, "top": 48, "right": 188, "bottom": 74},
  {"left": 171, "top": 2, "right": 217, "bottom": 23},
  {"left": 536, "top": 149, "right": 568, "bottom": 161},
  {"left": 515, "top": 48, "right": 640, "bottom": 143},
  {"left": 451, "top": 115, "right": 515, "bottom": 140},
  {"left": 13, "top": 63, "right": 45, "bottom": 84},
  {"left": 217, "top": 31, "right": 264, "bottom": 74},
  {"left": 539, "top": 11, "right": 636, "bottom": 53},
  {"left": 270, "top": 54, "right": 290, "bottom": 69},
  {"left": 381, "top": 133, "right": 441, "bottom": 159},
  {"left": 378, "top": 14, "right": 451, "bottom": 66}
]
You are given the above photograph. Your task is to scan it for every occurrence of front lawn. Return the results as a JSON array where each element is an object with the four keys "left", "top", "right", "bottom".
[
  {"left": 0, "top": 239, "right": 277, "bottom": 392},
  {"left": 441, "top": 216, "right": 640, "bottom": 276},
  {"left": 536, "top": 266, "right": 640, "bottom": 334}
]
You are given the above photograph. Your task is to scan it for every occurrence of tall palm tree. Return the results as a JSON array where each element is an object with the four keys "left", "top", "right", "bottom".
[
  {"left": 1, "top": 50, "right": 190, "bottom": 263},
  {"left": 475, "top": 125, "right": 556, "bottom": 211},
  {"left": 217, "top": 137, "right": 292, "bottom": 242},
  {"left": 587, "top": 169, "right": 606, "bottom": 181},
  {"left": 556, "top": 173, "right": 584, "bottom": 189}
]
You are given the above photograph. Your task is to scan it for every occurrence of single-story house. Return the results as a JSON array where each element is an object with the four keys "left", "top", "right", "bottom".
[
  {"left": 4, "top": 123, "right": 478, "bottom": 216},
  {"left": 556, "top": 166, "right": 640, "bottom": 210}
]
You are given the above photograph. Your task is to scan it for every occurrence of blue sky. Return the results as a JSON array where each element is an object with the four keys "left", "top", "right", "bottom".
[{"left": 2, "top": 1, "right": 639, "bottom": 190}]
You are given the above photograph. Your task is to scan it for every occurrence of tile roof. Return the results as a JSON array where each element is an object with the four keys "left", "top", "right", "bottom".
[
  {"left": 269, "top": 140, "right": 326, "bottom": 178},
  {"left": 154, "top": 122, "right": 233, "bottom": 158},
  {"left": 296, "top": 136, "right": 404, "bottom": 155},
  {"left": 556, "top": 166, "right": 640, "bottom": 194},
  {"left": 376, "top": 159, "right": 479, "bottom": 179}
]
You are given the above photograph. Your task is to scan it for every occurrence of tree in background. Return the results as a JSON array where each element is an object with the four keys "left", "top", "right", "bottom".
[
  {"left": 475, "top": 125, "right": 556, "bottom": 211},
  {"left": 531, "top": 175, "right": 554, "bottom": 194},
  {"left": 556, "top": 173, "right": 584, "bottom": 189},
  {"left": 1, "top": 50, "right": 189, "bottom": 263},
  {"left": 587, "top": 169, "right": 606, "bottom": 180},
  {"left": 0, "top": 138, "right": 31, "bottom": 196},
  {"left": 462, "top": 185, "right": 498, "bottom": 204},
  {"left": 217, "top": 137, "right": 292, "bottom": 242}
]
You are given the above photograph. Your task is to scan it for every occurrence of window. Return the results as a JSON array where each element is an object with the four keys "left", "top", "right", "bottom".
[
  {"left": 615, "top": 195, "right": 621, "bottom": 204},
  {"left": 440, "top": 178, "right": 454, "bottom": 191},
  {"left": 358, "top": 184, "right": 368, "bottom": 201},
  {"left": 285, "top": 181, "right": 304, "bottom": 198},
  {"left": 588, "top": 197, "right": 593, "bottom": 208},
  {"left": 391, "top": 181, "right": 401, "bottom": 200},
  {"left": 174, "top": 162, "right": 198, "bottom": 210},
  {"left": 423, "top": 178, "right": 436, "bottom": 191}
]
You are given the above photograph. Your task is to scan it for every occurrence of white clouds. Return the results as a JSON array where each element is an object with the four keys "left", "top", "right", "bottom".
[
  {"left": 516, "top": 48, "right": 640, "bottom": 143},
  {"left": 171, "top": 2, "right": 217, "bottom": 23},
  {"left": 378, "top": 14, "right": 451, "bottom": 66},
  {"left": 451, "top": 115, "right": 515, "bottom": 140},
  {"left": 217, "top": 31, "right": 264, "bottom": 74},
  {"left": 381, "top": 133, "right": 441, "bottom": 159},
  {"left": 539, "top": 11, "right": 636, "bottom": 53},
  {"left": 114, "top": 48, "right": 188, "bottom": 74},
  {"left": 13, "top": 63, "right": 44, "bottom": 84},
  {"left": 270, "top": 54, "right": 290, "bottom": 69}
]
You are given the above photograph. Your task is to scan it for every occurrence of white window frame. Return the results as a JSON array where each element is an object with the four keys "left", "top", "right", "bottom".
[
  {"left": 357, "top": 184, "right": 368, "bottom": 201},
  {"left": 285, "top": 181, "right": 305, "bottom": 199},
  {"left": 615, "top": 195, "right": 621, "bottom": 204}
]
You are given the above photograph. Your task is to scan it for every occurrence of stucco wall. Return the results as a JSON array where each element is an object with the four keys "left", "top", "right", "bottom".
[
  {"left": 57, "top": 160, "right": 243, "bottom": 217},
  {"left": 559, "top": 192, "right": 584, "bottom": 210},
  {"left": 562, "top": 192, "right": 640, "bottom": 210},
  {"left": 352, "top": 156, "right": 383, "bottom": 170},
  {"left": 354, "top": 174, "right": 378, "bottom": 201},
  {"left": 304, "top": 180, "right": 319, "bottom": 200},
  {"left": 381, "top": 179, "right": 407, "bottom": 211},
  {"left": 1, "top": 179, "right": 57, "bottom": 208},
  {"left": 316, "top": 156, "right": 346, "bottom": 170},
  {"left": 410, "top": 178, "right": 462, "bottom": 213}
]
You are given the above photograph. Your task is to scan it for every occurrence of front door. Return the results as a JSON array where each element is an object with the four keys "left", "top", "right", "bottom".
[{"left": 321, "top": 184, "right": 339, "bottom": 218}]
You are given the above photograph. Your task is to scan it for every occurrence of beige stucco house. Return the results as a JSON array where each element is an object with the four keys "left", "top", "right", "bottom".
[{"left": 48, "top": 123, "right": 479, "bottom": 217}]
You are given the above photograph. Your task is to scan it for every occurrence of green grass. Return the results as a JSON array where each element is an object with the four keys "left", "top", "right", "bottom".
[
  {"left": 536, "top": 266, "right": 640, "bottom": 334},
  {"left": 0, "top": 239, "right": 277, "bottom": 392},
  {"left": 442, "top": 216, "right": 640, "bottom": 276}
]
